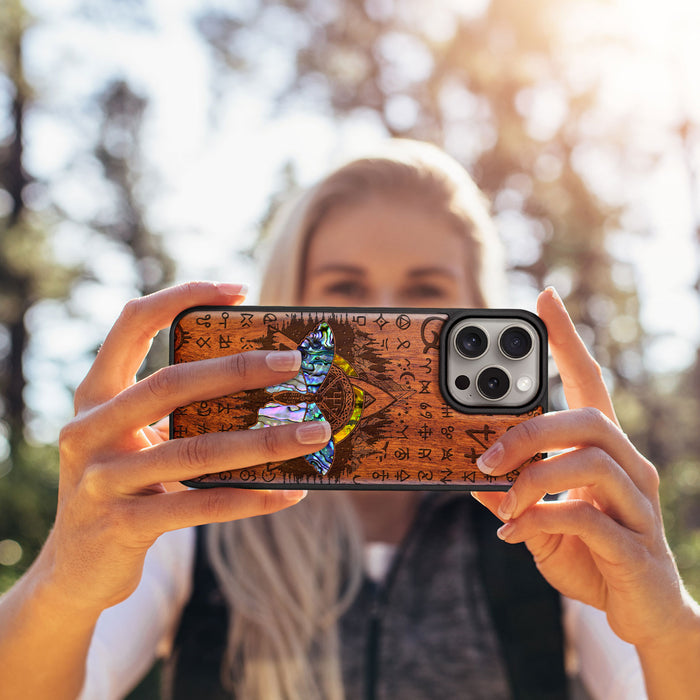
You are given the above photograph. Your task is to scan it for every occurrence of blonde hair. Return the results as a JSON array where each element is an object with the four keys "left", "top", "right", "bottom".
[
  {"left": 206, "top": 494, "right": 363, "bottom": 699},
  {"left": 207, "top": 139, "right": 504, "bottom": 699}
]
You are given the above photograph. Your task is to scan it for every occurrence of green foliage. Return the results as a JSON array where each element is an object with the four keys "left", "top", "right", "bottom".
[
  {"left": 615, "top": 372, "right": 700, "bottom": 598},
  {"left": 0, "top": 441, "right": 59, "bottom": 592},
  {"left": 660, "top": 457, "right": 700, "bottom": 602}
]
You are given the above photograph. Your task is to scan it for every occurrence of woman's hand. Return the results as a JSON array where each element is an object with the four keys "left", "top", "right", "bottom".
[
  {"left": 472, "top": 288, "right": 699, "bottom": 655},
  {"left": 42, "top": 282, "right": 330, "bottom": 615}
]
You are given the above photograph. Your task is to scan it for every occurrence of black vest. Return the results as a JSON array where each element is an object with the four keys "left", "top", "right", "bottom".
[{"left": 162, "top": 495, "right": 568, "bottom": 699}]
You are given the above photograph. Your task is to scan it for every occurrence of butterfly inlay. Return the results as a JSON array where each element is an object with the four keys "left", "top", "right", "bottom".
[{"left": 249, "top": 322, "right": 363, "bottom": 475}]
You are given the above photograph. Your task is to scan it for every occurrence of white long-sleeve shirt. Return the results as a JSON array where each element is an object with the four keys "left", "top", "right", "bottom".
[{"left": 79, "top": 527, "right": 647, "bottom": 699}]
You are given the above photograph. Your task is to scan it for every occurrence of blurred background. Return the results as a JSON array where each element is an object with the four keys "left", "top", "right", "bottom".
[{"left": 1, "top": 0, "right": 700, "bottom": 684}]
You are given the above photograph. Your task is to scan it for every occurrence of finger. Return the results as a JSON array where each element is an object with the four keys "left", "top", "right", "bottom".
[
  {"left": 476, "top": 408, "right": 659, "bottom": 497},
  {"left": 496, "top": 498, "right": 637, "bottom": 567},
  {"left": 94, "top": 349, "right": 302, "bottom": 438},
  {"left": 110, "top": 421, "right": 332, "bottom": 489},
  {"left": 77, "top": 282, "right": 248, "bottom": 409},
  {"left": 471, "top": 490, "right": 507, "bottom": 520},
  {"left": 471, "top": 491, "right": 603, "bottom": 602},
  {"left": 139, "top": 486, "right": 309, "bottom": 536},
  {"left": 145, "top": 417, "right": 170, "bottom": 444},
  {"left": 494, "top": 447, "right": 654, "bottom": 533},
  {"left": 537, "top": 287, "right": 618, "bottom": 424},
  {"left": 141, "top": 418, "right": 170, "bottom": 446}
]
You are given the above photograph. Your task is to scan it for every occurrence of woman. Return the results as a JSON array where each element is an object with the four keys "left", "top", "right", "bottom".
[{"left": 0, "top": 140, "right": 698, "bottom": 699}]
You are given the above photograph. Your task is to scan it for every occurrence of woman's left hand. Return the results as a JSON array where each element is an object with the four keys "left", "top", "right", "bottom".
[{"left": 473, "top": 288, "right": 697, "bottom": 652}]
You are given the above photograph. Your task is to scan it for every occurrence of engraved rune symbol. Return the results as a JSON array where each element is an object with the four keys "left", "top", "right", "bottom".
[
  {"left": 418, "top": 424, "right": 433, "bottom": 440},
  {"left": 464, "top": 447, "right": 480, "bottom": 464},
  {"left": 396, "top": 314, "right": 411, "bottom": 330},
  {"left": 465, "top": 425, "right": 496, "bottom": 449},
  {"left": 440, "top": 468, "right": 453, "bottom": 483},
  {"left": 174, "top": 328, "right": 192, "bottom": 351},
  {"left": 420, "top": 316, "right": 443, "bottom": 353},
  {"left": 374, "top": 313, "right": 389, "bottom": 329}
]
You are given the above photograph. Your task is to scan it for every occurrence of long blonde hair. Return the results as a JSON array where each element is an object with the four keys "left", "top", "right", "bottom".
[{"left": 206, "top": 139, "right": 504, "bottom": 699}]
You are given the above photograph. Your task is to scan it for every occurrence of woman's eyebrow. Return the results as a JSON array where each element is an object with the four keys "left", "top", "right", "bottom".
[
  {"left": 407, "top": 267, "right": 460, "bottom": 280},
  {"left": 311, "top": 263, "right": 366, "bottom": 276}
]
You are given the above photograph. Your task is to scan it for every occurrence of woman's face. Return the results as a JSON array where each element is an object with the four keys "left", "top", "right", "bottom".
[{"left": 300, "top": 195, "right": 478, "bottom": 307}]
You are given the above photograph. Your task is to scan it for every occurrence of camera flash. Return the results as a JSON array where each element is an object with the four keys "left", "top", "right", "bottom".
[{"left": 516, "top": 376, "right": 533, "bottom": 392}]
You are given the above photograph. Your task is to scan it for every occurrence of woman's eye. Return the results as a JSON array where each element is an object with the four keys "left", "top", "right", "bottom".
[
  {"left": 404, "top": 284, "right": 449, "bottom": 301},
  {"left": 323, "top": 280, "right": 368, "bottom": 300}
]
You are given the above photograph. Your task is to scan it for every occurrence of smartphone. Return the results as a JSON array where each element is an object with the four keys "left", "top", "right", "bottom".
[{"left": 169, "top": 307, "right": 547, "bottom": 490}]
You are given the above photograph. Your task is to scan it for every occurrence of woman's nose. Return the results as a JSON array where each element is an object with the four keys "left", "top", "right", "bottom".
[{"left": 374, "top": 289, "right": 399, "bottom": 307}]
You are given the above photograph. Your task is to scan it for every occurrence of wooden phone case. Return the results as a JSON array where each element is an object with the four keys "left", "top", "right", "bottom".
[{"left": 170, "top": 306, "right": 547, "bottom": 490}]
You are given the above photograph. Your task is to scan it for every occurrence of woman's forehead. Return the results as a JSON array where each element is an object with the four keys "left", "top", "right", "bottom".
[{"left": 306, "top": 197, "right": 468, "bottom": 271}]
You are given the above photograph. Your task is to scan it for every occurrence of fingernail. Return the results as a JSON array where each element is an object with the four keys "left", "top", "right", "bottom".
[
  {"left": 215, "top": 282, "right": 249, "bottom": 297},
  {"left": 477, "top": 442, "right": 504, "bottom": 474},
  {"left": 266, "top": 350, "right": 301, "bottom": 372},
  {"left": 546, "top": 285, "right": 563, "bottom": 306},
  {"left": 497, "top": 522, "right": 516, "bottom": 541},
  {"left": 296, "top": 421, "right": 331, "bottom": 445},
  {"left": 497, "top": 489, "right": 517, "bottom": 520},
  {"left": 284, "top": 489, "right": 307, "bottom": 502}
]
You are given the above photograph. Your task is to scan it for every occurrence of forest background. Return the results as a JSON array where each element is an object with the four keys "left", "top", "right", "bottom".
[{"left": 2, "top": 0, "right": 700, "bottom": 695}]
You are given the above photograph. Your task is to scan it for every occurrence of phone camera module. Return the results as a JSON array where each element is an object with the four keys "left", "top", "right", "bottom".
[
  {"left": 499, "top": 326, "right": 533, "bottom": 359},
  {"left": 477, "top": 366, "right": 510, "bottom": 400},
  {"left": 455, "top": 326, "right": 488, "bottom": 359}
]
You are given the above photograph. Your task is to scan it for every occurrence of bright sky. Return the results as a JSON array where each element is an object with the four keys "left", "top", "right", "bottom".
[{"left": 12, "top": 0, "right": 700, "bottom": 442}]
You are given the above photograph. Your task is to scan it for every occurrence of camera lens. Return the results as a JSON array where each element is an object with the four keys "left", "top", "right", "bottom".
[
  {"left": 477, "top": 367, "right": 510, "bottom": 400},
  {"left": 499, "top": 326, "right": 533, "bottom": 359},
  {"left": 455, "top": 326, "right": 488, "bottom": 359}
]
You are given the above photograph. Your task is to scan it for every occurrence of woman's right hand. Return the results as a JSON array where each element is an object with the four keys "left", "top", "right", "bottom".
[{"left": 41, "top": 282, "right": 328, "bottom": 616}]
